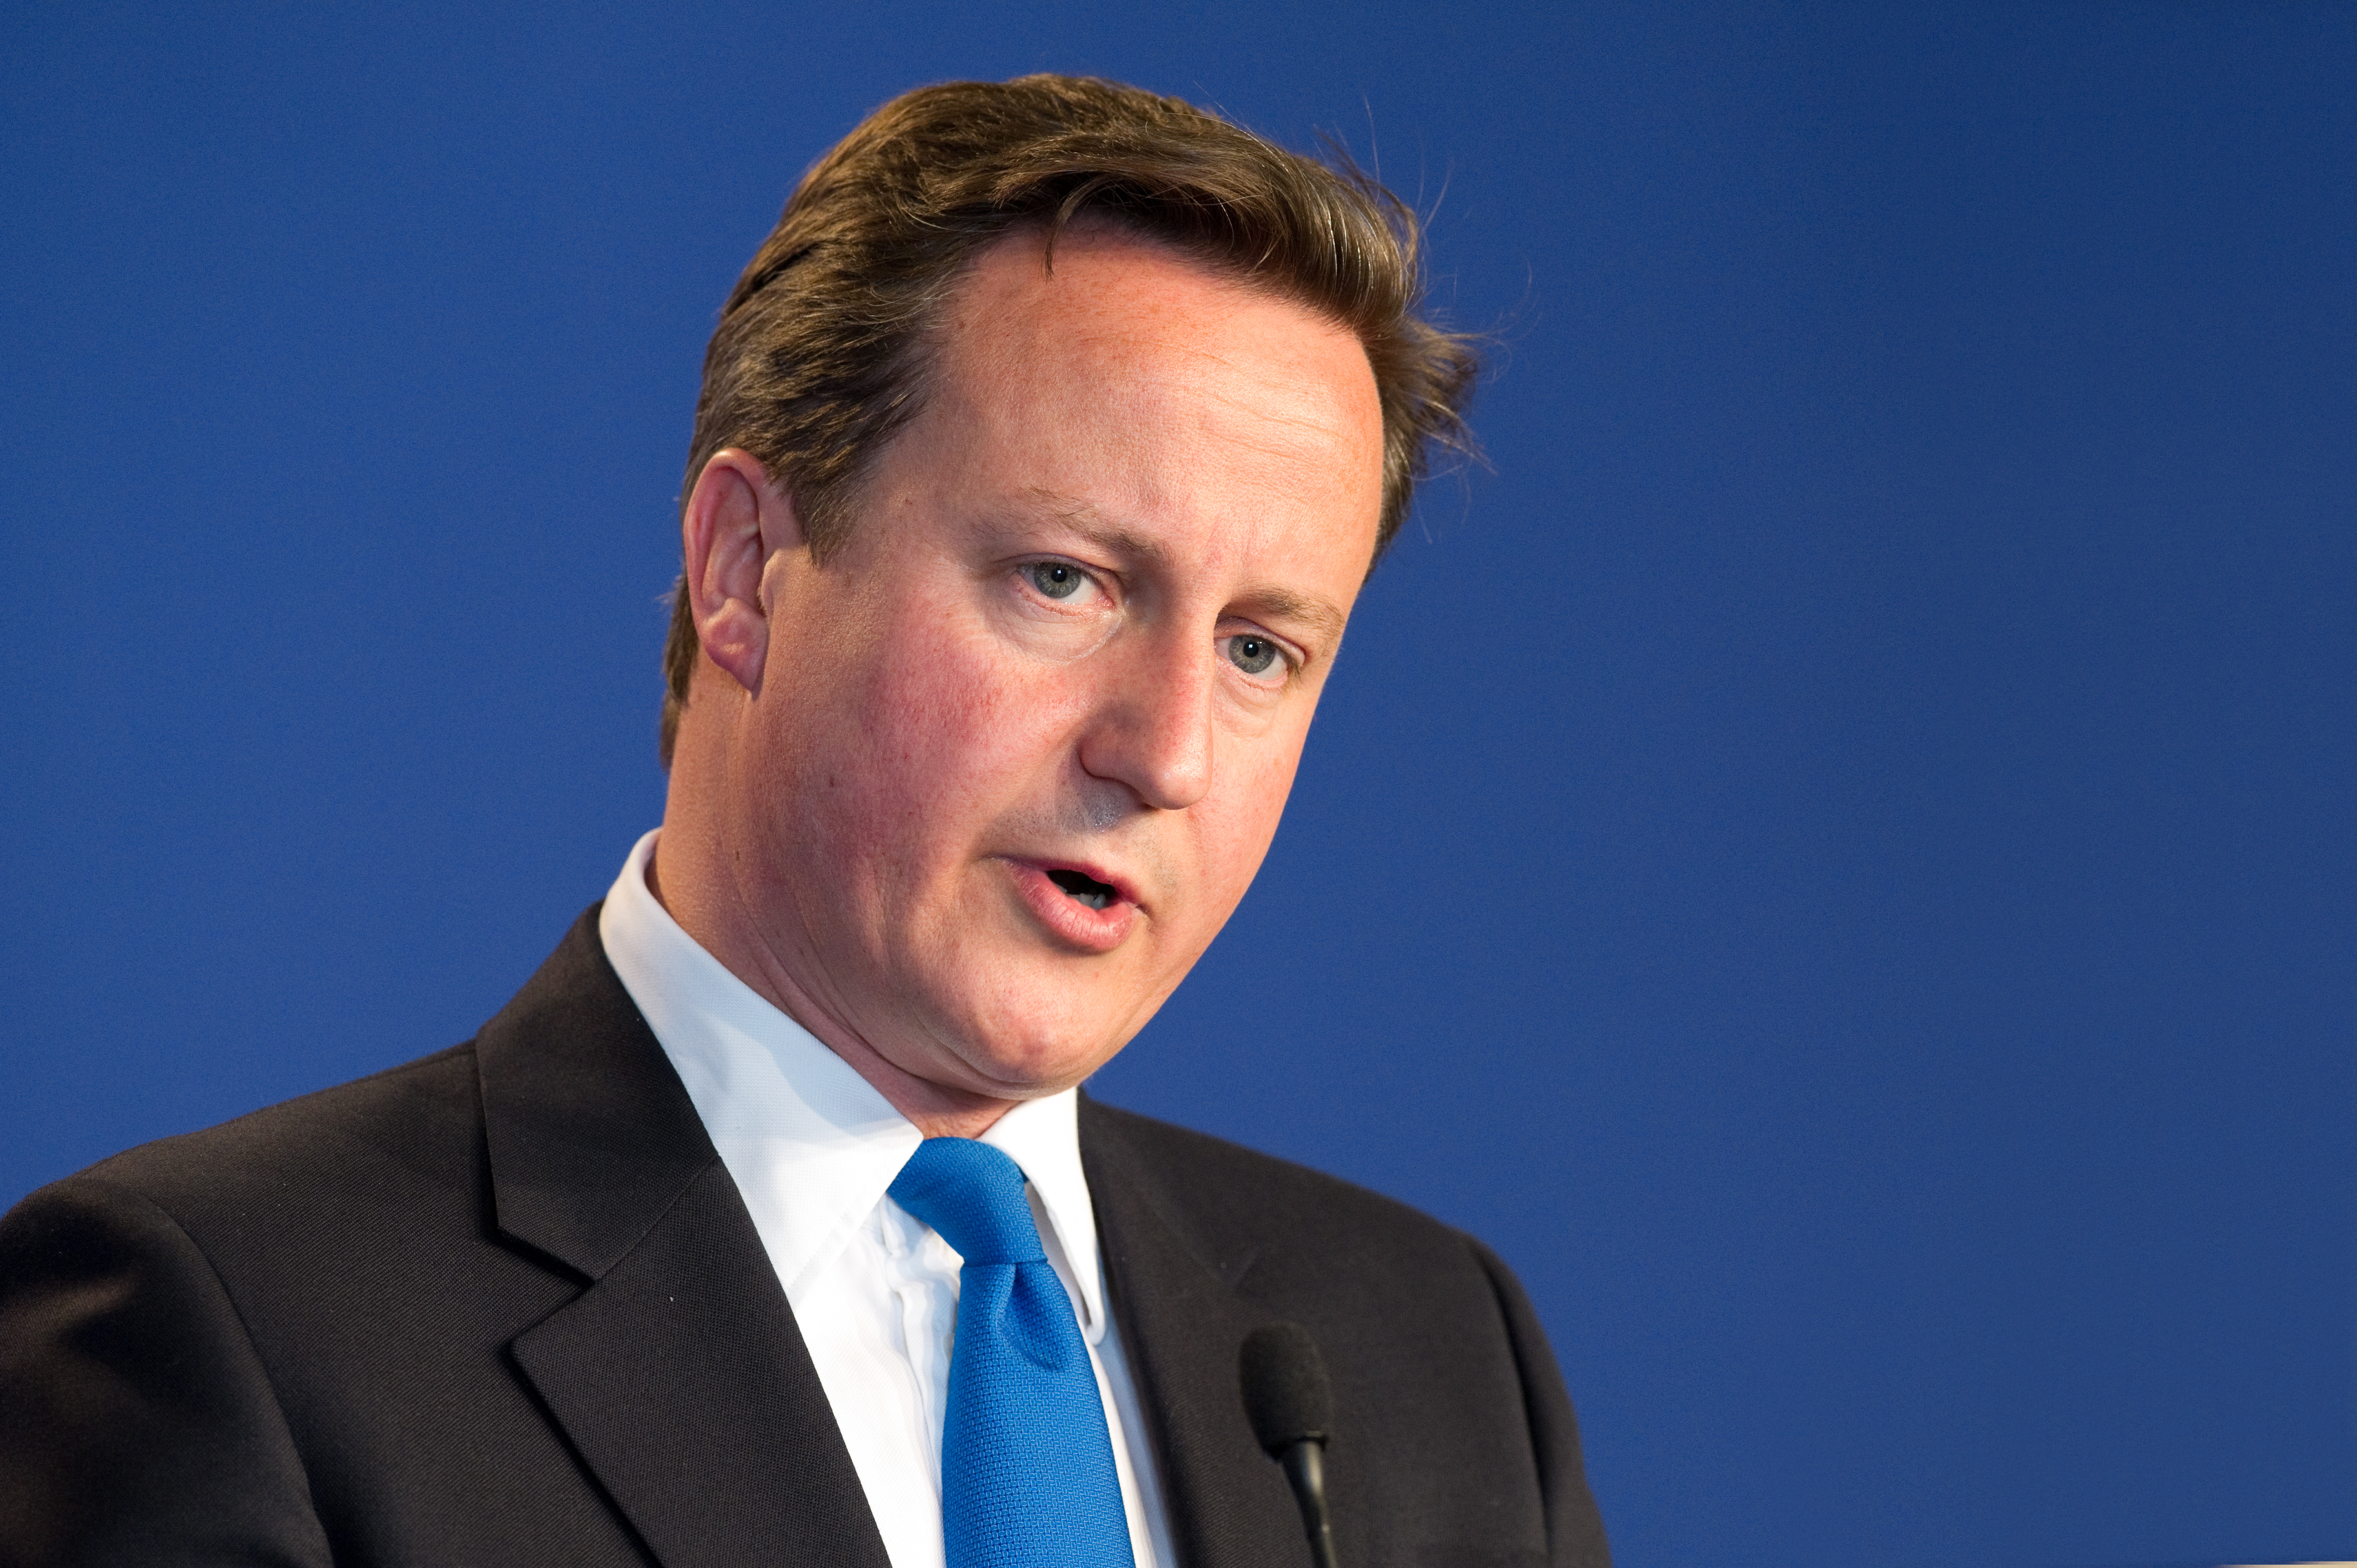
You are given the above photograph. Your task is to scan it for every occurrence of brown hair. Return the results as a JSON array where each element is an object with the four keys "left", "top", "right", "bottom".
[{"left": 661, "top": 73, "right": 1478, "bottom": 766}]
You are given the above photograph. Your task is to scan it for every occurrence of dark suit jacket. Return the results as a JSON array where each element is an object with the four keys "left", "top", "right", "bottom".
[{"left": 0, "top": 911, "right": 1609, "bottom": 1567}]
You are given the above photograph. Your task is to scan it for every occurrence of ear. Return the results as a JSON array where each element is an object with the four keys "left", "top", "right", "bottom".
[{"left": 681, "top": 449, "right": 804, "bottom": 694}]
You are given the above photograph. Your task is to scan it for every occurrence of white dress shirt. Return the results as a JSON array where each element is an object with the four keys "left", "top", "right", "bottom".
[{"left": 598, "top": 830, "right": 1174, "bottom": 1568}]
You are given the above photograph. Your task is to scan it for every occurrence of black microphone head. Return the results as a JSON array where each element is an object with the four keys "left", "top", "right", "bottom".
[{"left": 1239, "top": 1321, "right": 1333, "bottom": 1456}]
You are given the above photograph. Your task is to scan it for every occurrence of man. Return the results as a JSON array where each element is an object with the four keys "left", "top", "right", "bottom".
[{"left": 0, "top": 75, "right": 1610, "bottom": 1567}]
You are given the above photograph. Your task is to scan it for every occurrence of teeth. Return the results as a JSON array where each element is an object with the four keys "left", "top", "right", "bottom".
[{"left": 1046, "top": 868, "right": 1116, "bottom": 910}]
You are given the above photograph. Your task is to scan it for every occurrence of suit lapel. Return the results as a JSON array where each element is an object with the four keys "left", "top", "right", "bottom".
[
  {"left": 478, "top": 910, "right": 891, "bottom": 1568},
  {"left": 1080, "top": 1098, "right": 1314, "bottom": 1568}
]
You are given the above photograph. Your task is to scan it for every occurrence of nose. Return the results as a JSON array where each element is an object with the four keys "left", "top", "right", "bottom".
[{"left": 1076, "top": 629, "right": 1215, "bottom": 812}]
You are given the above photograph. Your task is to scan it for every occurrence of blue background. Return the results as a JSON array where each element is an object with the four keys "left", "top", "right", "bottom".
[{"left": 5, "top": 3, "right": 2351, "bottom": 1564}]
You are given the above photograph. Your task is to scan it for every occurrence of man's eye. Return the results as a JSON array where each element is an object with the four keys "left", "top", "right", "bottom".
[
  {"left": 1226, "top": 635, "right": 1283, "bottom": 678},
  {"left": 1027, "top": 561, "right": 1088, "bottom": 600}
]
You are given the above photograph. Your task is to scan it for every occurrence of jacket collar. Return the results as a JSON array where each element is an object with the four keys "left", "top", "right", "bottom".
[
  {"left": 477, "top": 909, "right": 891, "bottom": 1568},
  {"left": 1080, "top": 1096, "right": 1321, "bottom": 1568}
]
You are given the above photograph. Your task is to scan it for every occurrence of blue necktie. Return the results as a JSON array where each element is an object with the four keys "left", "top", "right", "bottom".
[{"left": 888, "top": 1137, "right": 1136, "bottom": 1568}]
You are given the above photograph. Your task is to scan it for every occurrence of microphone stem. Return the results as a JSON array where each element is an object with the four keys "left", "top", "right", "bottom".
[{"left": 1277, "top": 1439, "right": 1339, "bottom": 1568}]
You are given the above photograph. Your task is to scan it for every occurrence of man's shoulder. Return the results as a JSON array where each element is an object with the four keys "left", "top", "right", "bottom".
[
  {"left": 32, "top": 905, "right": 639, "bottom": 1256},
  {"left": 1078, "top": 1096, "right": 1485, "bottom": 1276},
  {"left": 34, "top": 1040, "right": 489, "bottom": 1250},
  {"left": 92, "top": 1040, "right": 479, "bottom": 1178}
]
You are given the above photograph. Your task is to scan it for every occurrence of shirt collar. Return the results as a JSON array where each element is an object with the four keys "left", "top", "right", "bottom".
[{"left": 596, "top": 829, "right": 1108, "bottom": 1335}]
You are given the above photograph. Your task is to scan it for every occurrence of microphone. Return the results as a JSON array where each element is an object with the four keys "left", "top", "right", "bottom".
[{"left": 1239, "top": 1321, "right": 1340, "bottom": 1568}]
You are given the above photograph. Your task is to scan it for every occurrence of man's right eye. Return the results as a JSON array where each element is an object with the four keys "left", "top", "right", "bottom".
[{"left": 1027, "top": 561, "right": 1087, "bottom": 600}]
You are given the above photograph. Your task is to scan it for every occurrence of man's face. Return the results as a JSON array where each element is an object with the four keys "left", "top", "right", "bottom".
[{"left": 721, "top": 225, "right": 1385, "bottom": 1104}]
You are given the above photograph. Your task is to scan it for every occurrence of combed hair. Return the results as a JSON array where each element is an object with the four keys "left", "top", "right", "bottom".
[{"left": 661, "top": 73, "right": 1479, "bottom": 766}]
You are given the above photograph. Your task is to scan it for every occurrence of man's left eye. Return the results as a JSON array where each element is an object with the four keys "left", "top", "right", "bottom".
[
  {"left": 1027, "top": 561, "right": 1088, "bottom": 600},
  {"left": 1225, "top": 635, "right": 1283, "bottom": 678}
]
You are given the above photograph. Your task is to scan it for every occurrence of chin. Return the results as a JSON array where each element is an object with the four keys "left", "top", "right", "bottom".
[{"left": 934, "top": 996, "right": 1130, "bottom": 1098}]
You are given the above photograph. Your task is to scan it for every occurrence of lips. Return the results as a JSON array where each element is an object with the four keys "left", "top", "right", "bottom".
[{"left": 1002, "top": 857, "right": 1141, "bottom": 953}]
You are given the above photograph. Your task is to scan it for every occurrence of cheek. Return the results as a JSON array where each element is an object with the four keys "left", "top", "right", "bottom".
[
  {"left": 822, "top": 614, "right": 1078, "bottom": 852},
  {"left": 1191, "top": 726, "right": 1309, "bottom": 902}
]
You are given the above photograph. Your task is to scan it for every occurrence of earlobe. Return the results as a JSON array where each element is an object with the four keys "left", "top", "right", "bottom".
[{"left": 681, "top": 449, "right": 804, "bottom": 695}]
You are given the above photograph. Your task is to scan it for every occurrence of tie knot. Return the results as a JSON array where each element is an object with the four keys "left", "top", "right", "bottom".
[{"left": 888, "top": 1138, "right": 1048, "bottom": 1266}]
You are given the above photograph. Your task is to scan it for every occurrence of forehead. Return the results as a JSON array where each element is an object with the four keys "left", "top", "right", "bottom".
[{"left": 910, "top": 224, "right": 1387, "bottom": 565}]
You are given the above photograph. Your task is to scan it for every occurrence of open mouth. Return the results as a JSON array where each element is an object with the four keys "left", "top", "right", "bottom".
[{"left": 1045, "top": 867, "right": 1120, "bottom": 911}]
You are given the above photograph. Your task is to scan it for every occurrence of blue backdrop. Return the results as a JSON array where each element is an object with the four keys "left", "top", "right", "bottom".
[{"left": 5, "top": 4, "right": 2351, "bottom": 1564}]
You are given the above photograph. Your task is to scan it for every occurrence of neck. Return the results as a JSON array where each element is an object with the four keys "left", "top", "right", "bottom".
[{"left": 644, "top": 806, "right": 1021, "bottom": 1142}]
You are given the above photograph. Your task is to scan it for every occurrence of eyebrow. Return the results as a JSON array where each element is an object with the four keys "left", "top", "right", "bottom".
[
  {"left": 1022, "top": 489, "right": 1169, "bottom": 562},
  {"left": 1242, "top": 586, "right": 1349, "bottom": 647},
  {"left": 1021, "top": 488, "right": 1351, "bottom": 648}
]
